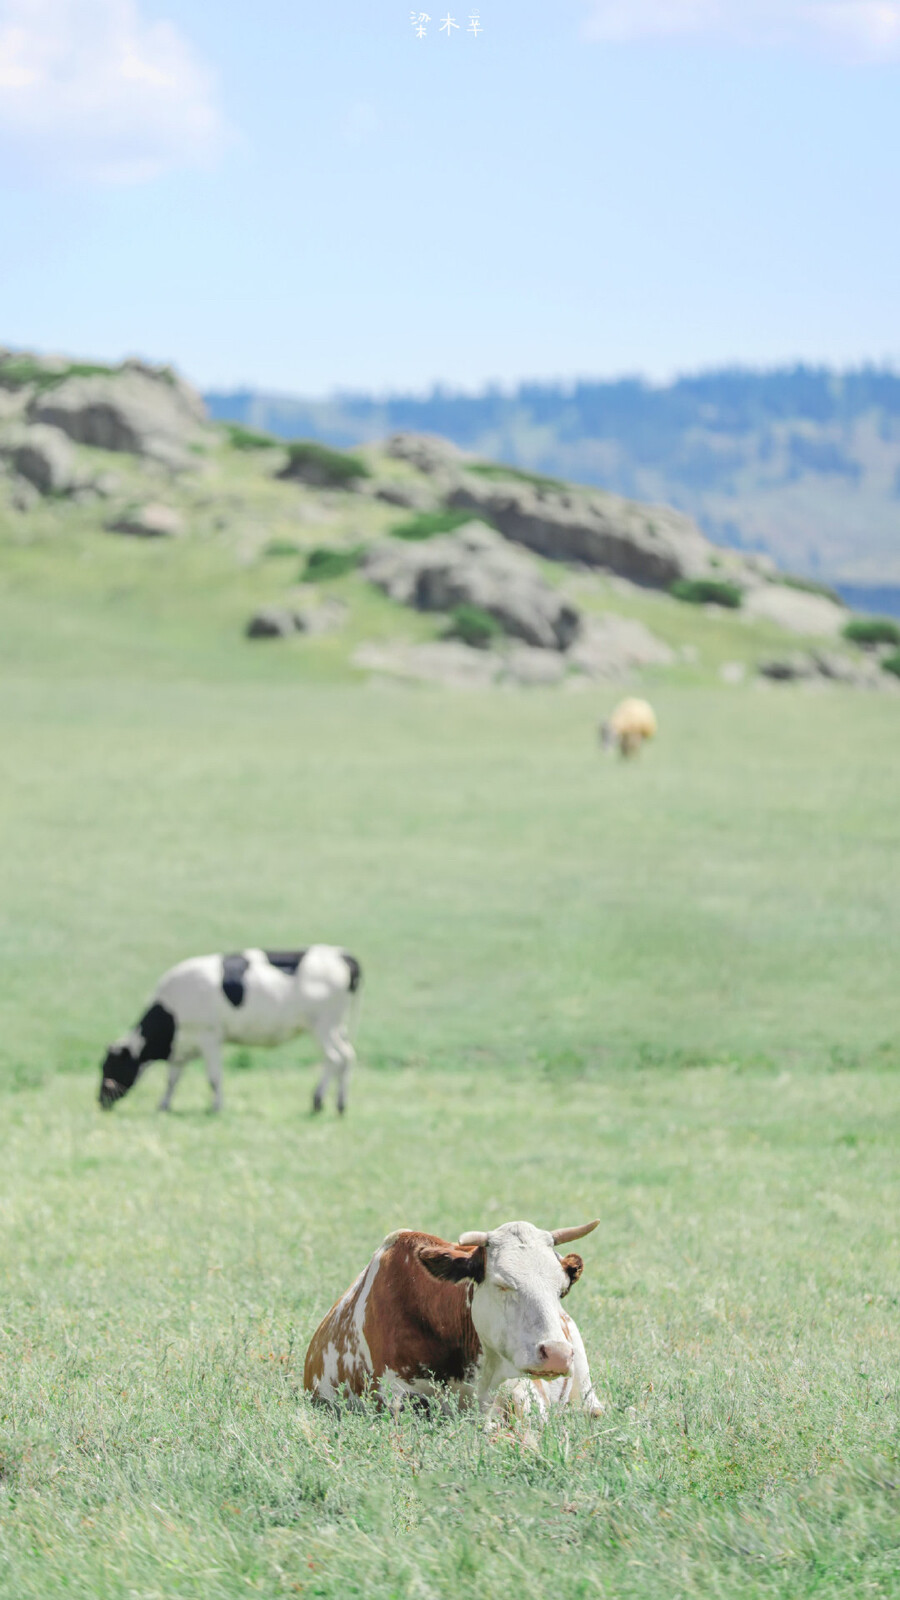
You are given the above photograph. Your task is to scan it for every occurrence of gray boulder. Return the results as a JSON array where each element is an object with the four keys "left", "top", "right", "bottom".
[
  {"left": 720, "top": 661, "right": 748, "bottom": 685},
  {"left": 363, "top": 521, "right": 581, "bottom": 650},
  {"left": 9, "top": 479, "right": 39, "bottom": 512},
  {"left": 759, "top": 649, "right": 884, "bottom": 688},
  {"left": 30, "top": 362, "right": 205, "bottom": 466},
  {"left": 372, "top": 480, "right": 438, "bottom": 511},
  {"left": 246, "top": 607, "right": 300, "bottom": 639},
  {"left": 813, "top": 650, "right": 883, "bottom": 688},
  {"left": 294, "top": 598, "right": 348, "bottom": 635},
  {"left": 383, "top": 433, "right": 467, "bottom": 475},
  {"left": 502, "top": 645, "right": 567, "bottom": 686},
  {"left": 446, "top": 476, "right": 719, "bottom": 588},
  {"left": 107, "top": 503, "right": 184, "bottom": 539},
  {"left": 744, "top": 584, "right": 845, "bottom": 637},
  {"left": 0, "top": 424, "right": 74, "bottom": 494},
  {"left": 245, "top": 598, "right": 348, "bottom": 640},
  {"left": 566, "top": 613, "right": 675, "bottom": 679},
  {"left": 758, "top": 653, "right": 817, "bottom": 682}
]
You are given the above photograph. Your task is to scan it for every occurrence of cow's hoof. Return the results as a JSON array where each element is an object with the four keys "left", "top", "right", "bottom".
[
  {"left": 157, "top": 1102, "right": 171, "bottom": 1113},
  {"left": 312, "top": 1094, "right": 324, "bottom": 1114},
  {"left": 337, "top": 1102, "right": 347, "bottom": 1116}
]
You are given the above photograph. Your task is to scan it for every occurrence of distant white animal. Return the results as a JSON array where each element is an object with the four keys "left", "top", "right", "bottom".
[
  {"left": 600, "top": 697, "right": 658, "bottom": 758},
  {"left": 98, "top": 946, "right": 361, "bottom": 1115}
]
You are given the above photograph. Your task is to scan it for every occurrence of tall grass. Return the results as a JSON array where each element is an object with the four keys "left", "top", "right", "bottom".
[{"left": 0, "top": 542, "right": 898, "bottom": 1596}]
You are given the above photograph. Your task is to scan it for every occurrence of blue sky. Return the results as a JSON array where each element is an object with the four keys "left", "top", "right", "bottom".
[{"left": 0, "top": 0, "right": 898, "bottom": 394}]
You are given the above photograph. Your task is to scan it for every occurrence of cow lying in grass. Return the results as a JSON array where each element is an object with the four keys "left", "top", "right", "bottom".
[
  {"left": 99, "top": 946, "right": 361, "bottom": 1114},
  {"left": 304, "top": 1219, "right": 604, "bottom": 1426}
]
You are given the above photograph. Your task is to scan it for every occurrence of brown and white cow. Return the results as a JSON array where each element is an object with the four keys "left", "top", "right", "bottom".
[{"left": 303, "top": 1219, "right": 604, "bottom": 1424}]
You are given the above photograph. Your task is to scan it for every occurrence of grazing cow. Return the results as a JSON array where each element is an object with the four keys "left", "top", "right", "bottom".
[
  {"left": 600, "top": 697, "right": 658, "bottom": 758},
  {"left": 304, "top": 1219, "right": 604, "bottom": 1425},
  {"left": 98, "top": 945, "right": 361, "bottom": 1114}
]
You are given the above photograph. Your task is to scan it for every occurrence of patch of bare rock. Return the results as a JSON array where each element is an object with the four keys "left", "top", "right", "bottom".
[
  {"left": 445, "top": 475, "right": 726, "bottom": 588},
  {"left": 568, "top": 614, "right": 675, "bottom": 677},
  {"left": 0, "top": 424, "right": 75, "bottom": 495},
  {"left": 743, "top": 585, "right": 845, "bottom": 636},
  {"left": 383, "top": 433, "right": 468, "bottom": 475},
  {"left": 29, "top": 360, "right": 206, "bottom": 470},
  {"left": 758, "top": 650, "right": 890, "bottom": 690},
  {"left": 363, "top": 522, "right": 580, "bottom": 650},
  {"left": 371, "top": 480, "right": 439, "bottom": 511},
  {"left": 350, "top": 626, "right": 671, "bottom": 688},
  {"left": 107, "top": 503, "right": 184, "bottom": 539},
  {"left": 246, "top": 599, "right": 348, "bottom": 639}
]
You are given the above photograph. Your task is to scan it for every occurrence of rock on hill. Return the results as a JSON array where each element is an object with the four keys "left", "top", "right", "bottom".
[
  {"left": 0, "top": 351, "right": 206, "bottom": 471},
  {"left": 2, "top": 347, "right": 895, "bottom": 692},
  {"left": 205, "top": 365, "right": 900, "bottom": 593}
]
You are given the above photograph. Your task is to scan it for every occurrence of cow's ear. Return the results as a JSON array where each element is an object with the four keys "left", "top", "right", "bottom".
[
  {"left": 418, "top": 1244, "right": 486, "bottom": 1284},
  {"left": 559, "top": 1253, "right": 583, "bottom": 1296}
]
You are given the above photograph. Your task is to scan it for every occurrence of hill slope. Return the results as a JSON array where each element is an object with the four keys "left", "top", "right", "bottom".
[
  {"left": 3, "top": 346, "right": 898, "bottom": 696},
  {"left": 205, "top": 365, "right": 900, "bottom": 595}
]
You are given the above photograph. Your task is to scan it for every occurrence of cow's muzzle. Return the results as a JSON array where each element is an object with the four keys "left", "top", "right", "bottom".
[
  {"left": 525, "top": 1341, "right": 574, "bottom": 1379},
  {"left": 99, "top": 1078, "right": 124, "bottom": 1110}
]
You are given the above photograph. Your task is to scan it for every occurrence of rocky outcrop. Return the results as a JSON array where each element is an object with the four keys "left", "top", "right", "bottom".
[
  {"left": 503, "top": 645, "right": 568, "bottom": 685},
  {"left": 30, "top": 361, "right": 206, "bottom": 467},
  {"left": 743, "top": 584, "right": 846, "bottom": 637},
  {"left": 246, "top": 607, "right": 300, "bottom": 639},
  {"left": 758, "top": 650, "right": 886, "bottom": 688},
  {"left": 107, "top": 503, "right": 184, "bottom": 539},
  {"left": 383, "top": 433, "right": 467, "bottom": 475},
  {"left": 295, "top": 599, "right": 348, "bottom": 635},
  {"left": 246, "top": 599, "right": 348, "bottom": 639},
  {"left": 567, "top": 614, "right": 675, "bottom": 679},
  {"left": 445, "top": 475, "right": 719, "bottom": 588},
  {"left": 372, "top": 480, "right": 439, "bottom": 511},
  {"left": 0, "top": 424, "right": 74, "bottom": 495},
  {"left": 363, "top": 521, "right": 581, "bottom": 650},
  {"left": 351, "top": 633, "right": 659, "bottom": 689}
]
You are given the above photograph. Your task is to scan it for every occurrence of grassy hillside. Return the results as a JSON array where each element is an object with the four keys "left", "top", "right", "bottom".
[
  {"left": 206, "top": 365, "right": 900, "bottom": 588},
  {"left": 0, "top": 401, "right": 898, "bottom": 1598},
  {"left": 1, "top": 413, "right": 885, "bottom": 691}
]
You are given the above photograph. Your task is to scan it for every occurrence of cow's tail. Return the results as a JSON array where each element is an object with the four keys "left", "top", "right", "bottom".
[{"left": 341, "top": 951, "right": 364, "bottom": 1038}]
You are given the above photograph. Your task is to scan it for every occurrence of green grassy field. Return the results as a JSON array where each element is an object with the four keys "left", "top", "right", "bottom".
[{"left": 0, "top": 503, "right": 899, "bottom": 1597}]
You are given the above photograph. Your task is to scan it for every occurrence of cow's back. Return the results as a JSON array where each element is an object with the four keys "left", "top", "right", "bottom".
[{"left": 304, "top": 1231, "right": 481, "bottom": 1405}]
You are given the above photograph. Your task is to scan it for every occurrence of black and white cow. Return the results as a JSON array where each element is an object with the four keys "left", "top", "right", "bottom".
[{"left": 98, "top": 946, "right": 361, "bottom": 1115}]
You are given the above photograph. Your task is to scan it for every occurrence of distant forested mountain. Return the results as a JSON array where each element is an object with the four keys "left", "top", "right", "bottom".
[{"left": 205, "top": 366, "right": 900, "bottom": 591}]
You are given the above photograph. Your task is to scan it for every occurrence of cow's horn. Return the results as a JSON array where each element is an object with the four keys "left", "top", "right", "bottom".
[
  {"left": 458, "top": 1231, "right": 489, "bottom": 1247},
  {"left": 551, "top": 1220, "right": 600, "bottom": 1245}
]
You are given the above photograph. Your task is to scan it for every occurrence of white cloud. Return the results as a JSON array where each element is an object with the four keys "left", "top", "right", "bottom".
[
  {"left": 582, "top": 0, "right": 900, "bottom": 58},
  {"left": 0, "top": 0, "right": 225, "bottom": 183}
]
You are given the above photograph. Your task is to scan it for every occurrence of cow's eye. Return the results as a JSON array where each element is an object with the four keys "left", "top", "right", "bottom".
[{"left": 493, "top": 1282, "right": 515, "bottom": 1293}]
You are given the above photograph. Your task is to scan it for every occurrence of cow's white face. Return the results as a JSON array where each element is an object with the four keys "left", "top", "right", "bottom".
[
  {"left": 471, "top": 1221, "right": 580, "bottom": 1377},
  {"left": 420, "top": 1219, "right": 588, "bottom": 1380}
]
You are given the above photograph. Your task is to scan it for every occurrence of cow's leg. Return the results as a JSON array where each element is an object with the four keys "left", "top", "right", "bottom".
[
  {"left": 311, "top": 1056, "right": 335, "bottom": 1114},
  {"left": 334, "top": 1033, "right": 356, "bottom": 1116},
  {"left": 157, "top": 1063, "right": 185, "bottom": 1112},
  {"left": 474, "top": 1351, "right": 503, "bottom": 1417},
  {"left": 571, "top": 1327, "right": 604, "bottom": 1418},
  {"left": 560, "top": 1311, "right": 604, "bottom": 1418},
  {"left": 200, "top": 1037, "right": 224, "bottom": 1113},
  {"left": 311, "top": 1023, "right": 352, "bottom": 1114}
]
